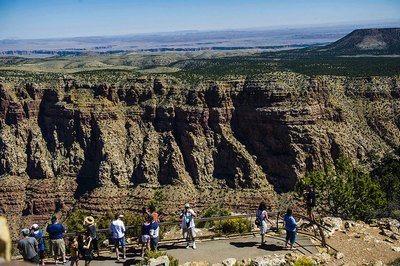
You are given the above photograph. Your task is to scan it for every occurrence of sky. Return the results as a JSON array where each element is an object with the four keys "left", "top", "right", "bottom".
[{"left": 0, "top": 0, "right": 399, "bottom": 40}]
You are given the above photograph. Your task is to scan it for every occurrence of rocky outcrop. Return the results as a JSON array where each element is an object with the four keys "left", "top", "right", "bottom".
[{"left": 0, "top": 73, "right": 399, "bottom": 237}]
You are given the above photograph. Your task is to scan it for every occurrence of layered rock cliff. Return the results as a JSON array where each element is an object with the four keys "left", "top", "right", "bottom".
[{"left": 0, "top": 71, "right": 399, "bottom": 237}]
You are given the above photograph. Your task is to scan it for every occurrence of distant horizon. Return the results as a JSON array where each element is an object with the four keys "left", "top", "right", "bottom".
[
  {"left": 1, "top": 18, "right": 400, "bottom": 42},
  {"left": 1, "top": 0, "right": 400, "bottom": 40}
]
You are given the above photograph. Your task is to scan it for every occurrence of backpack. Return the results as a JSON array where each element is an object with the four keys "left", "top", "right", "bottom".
[{"left": 255, "top": 210, "right": 263, "bottom": 226}]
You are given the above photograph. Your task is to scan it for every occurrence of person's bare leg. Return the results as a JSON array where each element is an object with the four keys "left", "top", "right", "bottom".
[
  {"left": 123, "top": 248, "right": 126, "bottom": 259},
  {"left": 115, "top": 246, "right": 120, "bottom": 260}
]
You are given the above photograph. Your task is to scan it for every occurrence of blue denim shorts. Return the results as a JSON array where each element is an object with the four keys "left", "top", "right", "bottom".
[{"left": 114, "top": 237, "right": 126, "bottom": 249}]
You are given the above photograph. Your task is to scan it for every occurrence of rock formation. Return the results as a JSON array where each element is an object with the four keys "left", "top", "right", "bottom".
[{"left": 0, "top": 72, "right": 399, "bottom": 238}]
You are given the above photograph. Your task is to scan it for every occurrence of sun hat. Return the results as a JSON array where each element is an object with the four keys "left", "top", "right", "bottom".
[
  {"left": 21, "top": 228, "right": 30, "bottom": 236},
  {"left": 185, "top": 203, "right": 190, "bottom": 208},
  {"left": 118, "top": 214, "right": 124, "bottom": 218},
  {"left": 30, "top": 224, "right": 39, "bottom": 231},
  {"left": 84, "top": 216, "right": 95, "bottom": 225}
]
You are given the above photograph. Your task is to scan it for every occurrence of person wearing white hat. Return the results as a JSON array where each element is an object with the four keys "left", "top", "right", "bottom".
[
  {"left": 30, "top": 224, "right": 45, "bottom": 266},
  {"left": 180, "top": 203, "right": 197, "bottom": 249}
]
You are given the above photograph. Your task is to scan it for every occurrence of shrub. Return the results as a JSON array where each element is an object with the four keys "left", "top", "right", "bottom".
[
  {"left": 298, "top": 157, "right": 387, "bottom": 220},
  {"left": 293, "top": 257, "right": 314, "bottom": 266},
  {"left": 372, "top": 156, "right": 400, "bottom": 217},
  {"left": 216, "top": 218, "right": 252, "bottom": 234},
  {"left": 65, "top": 209, "right": 88, "bottom": 233},
  {"left": 197, "top": 204, "right": 230, "bottom": 228},
  {"left": 134, "top": 250, "right": 179, "bottom": 266}
]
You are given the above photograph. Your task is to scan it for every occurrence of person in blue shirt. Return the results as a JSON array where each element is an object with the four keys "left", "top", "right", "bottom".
[
  {"left": 283, "top": 208, "right": 297, "bottom": 250},
  {"left": 46, "top": 216, "right": 66, "bottom": 264},
  {"left": 30, "top": 224, "right": 45, "bottom": 266},
  {"left": 149, "top": 215, "right": 159, "bottom": 251}
]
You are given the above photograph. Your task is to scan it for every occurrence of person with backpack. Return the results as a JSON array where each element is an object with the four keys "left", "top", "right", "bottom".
[
  {"left": 30, "top": 224, "right": 45, "bottom": 266},
  {"left": 84, "top": 216, "right": 99, "bottom": 257},
  {"left": 256, "top": 201, "right": 273, "bottom": 246}
]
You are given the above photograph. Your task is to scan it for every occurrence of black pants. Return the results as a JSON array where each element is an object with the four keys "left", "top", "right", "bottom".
[{"left": 150, "top": 237, "right": 159, "bottom": 251}]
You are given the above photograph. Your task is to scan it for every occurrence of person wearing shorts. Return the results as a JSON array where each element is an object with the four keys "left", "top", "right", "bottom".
[
  {"left": 181, "top": 203, "right": 197, "bottom": 249},
  {"left": 110, "top": 214, "right": 126, "bottom": 261},
  {"left": 46, "top": 216, "right": 66, "bottom": 264},
  {"left": 256, "top": 202, "right": 273, "bottom": 245},
  {"left": 140, "top": 216, "right": 151, "bottom": 257},
  {"left": 283, "top": 208, "right": 297, "bottom": 250}
]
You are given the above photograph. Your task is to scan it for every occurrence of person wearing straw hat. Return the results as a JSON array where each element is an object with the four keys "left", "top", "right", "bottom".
[
  {"left": 110, "top": 214, "right": 126, "bottom": 261},
  {"left": 84, "top": 216, "right": 99, "bottom": 257},
  {"left": 30, "top": 224, "right": 45, "bottom": 266}
]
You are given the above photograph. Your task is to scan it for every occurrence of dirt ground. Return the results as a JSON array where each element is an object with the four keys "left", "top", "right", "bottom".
[{"left": 325, "top": 221, "right": 400, "bottom": 265}]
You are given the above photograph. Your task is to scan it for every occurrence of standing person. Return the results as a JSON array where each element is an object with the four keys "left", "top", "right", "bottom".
[
  {"left": 82, "top": 234, "right": 93, "bottom": 266},
  {"left": 68, "top": 236, "right": 79, "bottom": 266},
  {"left": 256, "top": 202, "right": 274, "bottom": 245},
  {"left": 283, "top": 208, "right": 297, "bottom": 250},
  {"left": 46, "top": 216, "right": 66, "bottom": 264},
  {"left": 110, "top": 214, "right": 126, "bottom": 261},
  {"left": 304, "top": 185, "right": 316, "bottom": 221},
  {"left": 84, "top": 216, "right": 99, "bottom": 257},
  {"left": 30, "top": 224, "right": 45, "bottom": 266},
  {"left": 18, "top": 228, "right": 39, "bottom": 264},
  {"left": 77, "top": 234, "right": 85, "bottom": 260},
  {"left": 149, "top": 206, "right": 160, "bottom": 222},
  {"left": 180, "top": 203, "right": 197, "bottom": 249},
  {"left": 149, "top": 215, "right": 159, "bottom": 251},
  {"left": 140, "top": 216, "right": 151, "bottom": 257}
]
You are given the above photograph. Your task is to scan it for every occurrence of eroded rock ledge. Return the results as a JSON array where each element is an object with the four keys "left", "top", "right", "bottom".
[{"left": 0, "top": 72, "right": 399, "bottom": 236}]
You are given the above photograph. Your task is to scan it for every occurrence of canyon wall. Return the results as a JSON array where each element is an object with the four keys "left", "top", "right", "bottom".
[{"left": 0, "top": 72, "right": 399, "bottom": 237}]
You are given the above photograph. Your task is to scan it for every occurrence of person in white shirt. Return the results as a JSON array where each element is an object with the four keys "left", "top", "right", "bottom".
[
  {"left": 148, "top": 215, "right": 159, "bottom": 251},
  {"left": 180, "top": 203, "right": 197, "bottom": 249},
  {"left": 110, "top": 214, "right": 126, "bottom": 261}
]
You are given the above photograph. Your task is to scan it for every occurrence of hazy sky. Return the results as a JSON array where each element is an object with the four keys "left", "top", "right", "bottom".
[{"left": 0, "top": 0, "right": 399, "bottom": 39}]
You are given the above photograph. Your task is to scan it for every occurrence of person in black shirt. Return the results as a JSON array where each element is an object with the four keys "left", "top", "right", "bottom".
[
  {"left": 304, "top": 185, "right": 316, "bottom": 221},
  {"left": 84, "top": 216, "right": 99, "bottom": 257}
]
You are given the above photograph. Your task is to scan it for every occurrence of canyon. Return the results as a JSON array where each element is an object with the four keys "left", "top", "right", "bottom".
[{"left": 0, "top": 70, "right": 399, "bottom": 238}]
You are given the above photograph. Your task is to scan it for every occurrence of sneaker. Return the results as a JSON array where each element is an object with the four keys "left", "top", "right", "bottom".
[
  {"left": 291, "top": 247, "right": 297, "bottom": 250},
  {"left": 192, "top": 243, "right": 196, "bottom": 249},
  {"left": 186, "top": 245, "right": 190, "bottom": 249}
]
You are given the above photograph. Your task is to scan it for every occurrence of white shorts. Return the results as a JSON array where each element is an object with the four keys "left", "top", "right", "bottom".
[
  {"left": 182, "top": 227, "right": 196, "bottom": 239},
  {"left": 260, "top": 220, "right": 268, "bottom": 235},
  {"left": 141, "top": 235, "right": 150, "bottom": 243}
]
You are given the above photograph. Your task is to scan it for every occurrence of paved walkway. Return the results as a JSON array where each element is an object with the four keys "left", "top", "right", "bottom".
[{"left": 88, "top": 233, "right": 318, "bottom": 265}]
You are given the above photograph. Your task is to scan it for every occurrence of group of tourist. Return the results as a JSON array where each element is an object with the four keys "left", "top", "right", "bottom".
[
  {"left": 255, "top": 185, "right": 316, "bottom": 250},
  {"left": 18, "top": 188, "right": 316, "bottom": 264}
]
